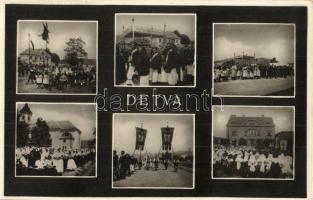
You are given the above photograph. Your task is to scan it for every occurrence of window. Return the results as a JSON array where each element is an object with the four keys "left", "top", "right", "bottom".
[
  {"left": 257, "top": 130, "right": 260, "bottom": 136},
  {"left": 22, "top": 115, "right": 25, "bottom": 120},
  {"left": 28, "top": 116, "right": 31, "bottom": 121},
  {"left": 267, "top": 131, "right": 272, "bottom": 137},
  {"left": 232, "top": 130, "right": 237, "bottom": 136}
]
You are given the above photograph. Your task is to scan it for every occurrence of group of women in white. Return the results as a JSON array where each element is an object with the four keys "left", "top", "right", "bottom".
[
  {"left": 16, "top": 146, "right": 94, "bottom": 175},
  {"left": 213, "top": 145, "right": 293, "bottom": 178}
]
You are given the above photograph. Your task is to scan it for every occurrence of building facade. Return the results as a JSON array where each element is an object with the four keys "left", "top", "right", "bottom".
[
  {"left": 117, "top": 27, "right": 181, "bottom": 48},
  {"left": 19, "top": 48, "right": 52, "bottom": 65},
  {"left": 226, "top": 115, "right": 275, "bottom": 146},
  {"left": 18, "top": 104, "right": 81, "bottom": 149}
]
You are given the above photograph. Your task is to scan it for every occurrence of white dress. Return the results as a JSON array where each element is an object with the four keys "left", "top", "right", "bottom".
[
  {"left": 67, "top": 158, "right": 77, "bottom": 170},
  {"left": 168, "top": 68, "right": 178, "bottom": 85}
]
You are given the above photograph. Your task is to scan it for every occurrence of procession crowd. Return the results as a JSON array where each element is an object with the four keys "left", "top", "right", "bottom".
[
  {"left": 213, "top": 144, "right": 293, "bottom": 178},
  {"left": 16, "top": 146, "right": 96, "bottom": 176},
  {"left": 113, "top": 150, "right": 180, "bottom": 181},
  {"left": 214, "top": 64, "right": 294, "bottom": 82},
  {"left": 116, "top": 42, "right": 195, "bottom": 86},
  {"left": 18, "top": 63, "right": 96, "bottom": 91}
]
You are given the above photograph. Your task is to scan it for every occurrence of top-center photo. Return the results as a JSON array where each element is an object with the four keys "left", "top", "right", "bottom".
[{"left": 115, "top": 13, "right": 196, "bottom": 87}]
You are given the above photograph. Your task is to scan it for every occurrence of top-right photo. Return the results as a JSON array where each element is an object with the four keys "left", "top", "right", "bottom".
[{"left": 213, "top": 23, "right": 295, "bottom": 97}]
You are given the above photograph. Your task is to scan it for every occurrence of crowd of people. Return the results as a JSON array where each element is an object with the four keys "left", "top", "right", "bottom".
[
  {"left": 214, "top": 64, "right": 294, "bottom": 82},
  {"left": 116, "top": 42, "right": 195, "bottom": 86},
  {"left": 18, "top": 62, "right": 96, "bottom": 92},
  {"left": 213, "top": 144, "right": 293, "bottom": 178},
  {"left": 113, "top": 150, "right": 180, "bottom": 181},
  {"left": 16, "top": 146, "right": 96, "bottom": 176}
]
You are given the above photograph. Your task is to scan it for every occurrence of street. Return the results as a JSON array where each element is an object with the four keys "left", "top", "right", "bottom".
[
  {"left": 114, "top": 165, "right": 193, "bottom": 188},
  {"left": 214, "top": 77, "right": 294, "bottom": 96}
]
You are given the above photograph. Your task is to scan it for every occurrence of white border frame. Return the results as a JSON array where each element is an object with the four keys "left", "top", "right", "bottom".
[
  {"left": 112, "top": 113, "right": 195, "bottom": 189},
  {"left": 114, "top": 13, "right": 197, "bottom": 88},
  {"left": 14, "top": 102, "right": 98, "bottom": 178},
  {"left": 16, "top": 20, "right": 99, "bottom": 95},
  {"left": 211, "top": 105, "right": 295, "bottom": 180},
  {"left": 212, "top": 23, "right": 296, "bottom": 98}
]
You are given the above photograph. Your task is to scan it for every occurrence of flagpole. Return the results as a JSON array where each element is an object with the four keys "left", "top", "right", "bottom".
[{"left": 28, "top": 33, "right": 30, "bottom": 65}]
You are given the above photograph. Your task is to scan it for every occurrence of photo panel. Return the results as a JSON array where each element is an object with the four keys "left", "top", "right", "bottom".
[
  {"left": 15, "top": 102, "right": 97, "bottom": 177},
  {"left": 114, "top": 13, "right": 196, "bottom": 87},
  {"left": 112, "top": 113, "right": 195, "bottom": 189},
  {"left": 16, "top": 20, "right": 98, "bottom": 95},
  {"left": 212, "top": 106, "right": 295, "bottom": 180},
  {"left": 212, "top": 23, "right": 295, "bottom": 97}
]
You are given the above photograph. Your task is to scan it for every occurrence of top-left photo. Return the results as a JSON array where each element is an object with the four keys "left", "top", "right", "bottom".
[{"left": 16, "top": 20, "right": 98, "bottom": 95}]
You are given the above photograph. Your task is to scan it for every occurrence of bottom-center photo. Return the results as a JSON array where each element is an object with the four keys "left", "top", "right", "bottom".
[{"left": 112, "top": 113, "right": 195, "bottom": 189}]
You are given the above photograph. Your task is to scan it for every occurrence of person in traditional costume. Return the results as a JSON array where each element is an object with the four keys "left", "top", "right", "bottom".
[
  {"left": 242, "top": 66, "right": 248, "bottom": 80},
  {"left": 116, "top": 47, "right": 127, "bottom": 85},
  {"left": 135, "top": 47, "right": 150, "bottom": 86},
  {"left": 128, "top": 43, "right": 140, "bottom": 84},
  {"left": 67, "top": 151, "right": 77, "bottom": 170},
  {"left": 231, "top": 65, "right": 237, "bottom": 80},
  {"left": 150, "top": 47, "right": 163, "bottom": 85},
  {"left": 52, "top": 148, "right": 64, "bottom": 175},
  {"left": 165, "top": 43, "right": 180, "bottom": 86}
]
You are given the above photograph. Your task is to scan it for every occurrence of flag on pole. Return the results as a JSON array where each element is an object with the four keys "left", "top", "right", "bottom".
[
  {"left": 39, "top": 22, "right": 50, "bottom": 44},
  {"left": 30, "top": 40, "right": 34, "bottom": 50},
  {"left": 135, "top": 127, "right": 147, "bottom": 151}
]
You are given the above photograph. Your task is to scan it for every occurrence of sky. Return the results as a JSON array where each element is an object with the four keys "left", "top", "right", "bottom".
[
  {"left": 214, "top": 24, "right": 295, "bottom": 65},
  {"left": 116, "top": 14, "right": 195, "bottom": 40},
  {"left": 113, "top": 114, "right": 194, "bottom": 154},
  {"left": 17, "top": 103, "right": 96, "bottom": 140},
  {"left": 213, "top": 107, "right": 294, "bottom": 138},
  {"left": 18, "top": 21, "right": 97, "bottom": 59}
]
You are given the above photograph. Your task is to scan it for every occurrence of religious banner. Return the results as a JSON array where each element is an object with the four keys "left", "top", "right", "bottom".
[
  {"left": 161, "top": 127, "right": 174, "bottom": 151},
  {"left": 135, "top": 127, "right": 147, "bottom": 150}
]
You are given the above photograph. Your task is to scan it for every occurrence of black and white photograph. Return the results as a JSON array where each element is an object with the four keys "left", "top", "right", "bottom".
[
  {"left": 213, "top": 23, "right": 295, "bottom": 97},
  {"left": 112, "top": 114, "right": 194, "bottom": 188},
  {"left": 115, "top": 14, "right": 196, "bottom": 87},
  {"left": 212, "top": 106, "right": 294, "bottom": 180},
  {"left": 15, "top": 103, "right": 97, "bottom": 177},
  {"left": 17, "top": 20, "right": 98, "bottom": 94}
]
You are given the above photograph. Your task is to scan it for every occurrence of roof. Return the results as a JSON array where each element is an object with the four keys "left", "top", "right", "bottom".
[
  {"left": 19, "top": 103, "right": 32, "bottom": 115},
  {"left": 227, "top": 115, "right": 274, "bottom": 127},
  {"left": 20, "top": 49, "right": 51, "bottom": 58},
  {"left": 47, "top": 120, "right": 81, "bottom": 134},
  {"left": 117, "top": 27, "right": 180, "bottom": 43},
  {"left": 275, "top": 131, "right": 293, "bottom": 140}
]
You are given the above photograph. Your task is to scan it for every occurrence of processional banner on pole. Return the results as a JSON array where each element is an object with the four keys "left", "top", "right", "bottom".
[
  {"left": 161, "top": 127, "right": 174, "bottom": 151},
  {"left": 135, "top": 127, "right": 147, "bottom": 150}
]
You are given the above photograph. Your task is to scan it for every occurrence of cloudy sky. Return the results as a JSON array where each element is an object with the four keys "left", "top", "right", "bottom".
[
  {"left": 17, "top": 103, "right": 96, "bottom": 140},
  {"left": 18, "top": 21, "right": 97, "bottom": 59},
  {"left": 116, "top": 14, "right": 195, "bottom": 40},
  {"left": 213, "top": 106, "right": 294, "bottom": 138},
  {"left": 214, "top": 24, "right": 295, "bottom": 65},
  {"left": 113, "top": 114, "right": 194, "bottom": 154}
]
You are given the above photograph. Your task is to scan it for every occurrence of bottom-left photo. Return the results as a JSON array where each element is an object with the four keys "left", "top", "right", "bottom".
[{"left": 15, "top": 102, "right": 97, "bottom": 177}]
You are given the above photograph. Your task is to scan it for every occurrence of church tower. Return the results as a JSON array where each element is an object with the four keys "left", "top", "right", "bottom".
[{"left": 18, "top": 103, "right": 32, "bottom": 124}]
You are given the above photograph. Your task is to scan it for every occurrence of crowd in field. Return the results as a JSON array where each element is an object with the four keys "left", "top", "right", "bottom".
[
  {"left": 16, "top": 146, "right": 96, "bottom": 176},
  {"left": 214, "top": 64, "right": 294, "bottom": 82},
  {"left": 213, "top": 144, "right": 293, "bottom": 178},
  {"left": 116, "top": 42, "right": 195, "bottom": 86},
  {"left": 18, "top": 63, "right": 96, "bottom": 92},
  {"left": 113, "top": 150, "right": 180, "bottom": 181}
]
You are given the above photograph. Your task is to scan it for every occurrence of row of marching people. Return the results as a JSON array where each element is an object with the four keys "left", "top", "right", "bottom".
[
  {"left": 116, "top": 42, "right": 195, "bottom": 86},
  {"left": 214, "top": 64, "right": 294, "bottom": 82},
  {"left": 16, "top": 146, "right": 96, "bottom": 176},
  {"left": 113, "top": 150, "right": 180, "bottom": 181},
  {"left": 213, "top": 144, "right": 293, "bottom": 178},
  {"left": 20, "top": 63, "right": 96, "bottom": 91}
]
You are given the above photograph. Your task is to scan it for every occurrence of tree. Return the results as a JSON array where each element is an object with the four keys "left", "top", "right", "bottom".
[
  {"left": 64, "top": 37, "right": 88, "bottom": 67},
  {"left": 51, "top": 53, "right": 60, "bottom": 66},
  {"left": 31, "top": 118, "right": 51, "bottom": 147}
]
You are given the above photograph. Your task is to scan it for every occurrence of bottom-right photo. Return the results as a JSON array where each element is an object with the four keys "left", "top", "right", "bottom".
[{"left": 212, "top": 106, "right": 294, "bottom": 180}]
